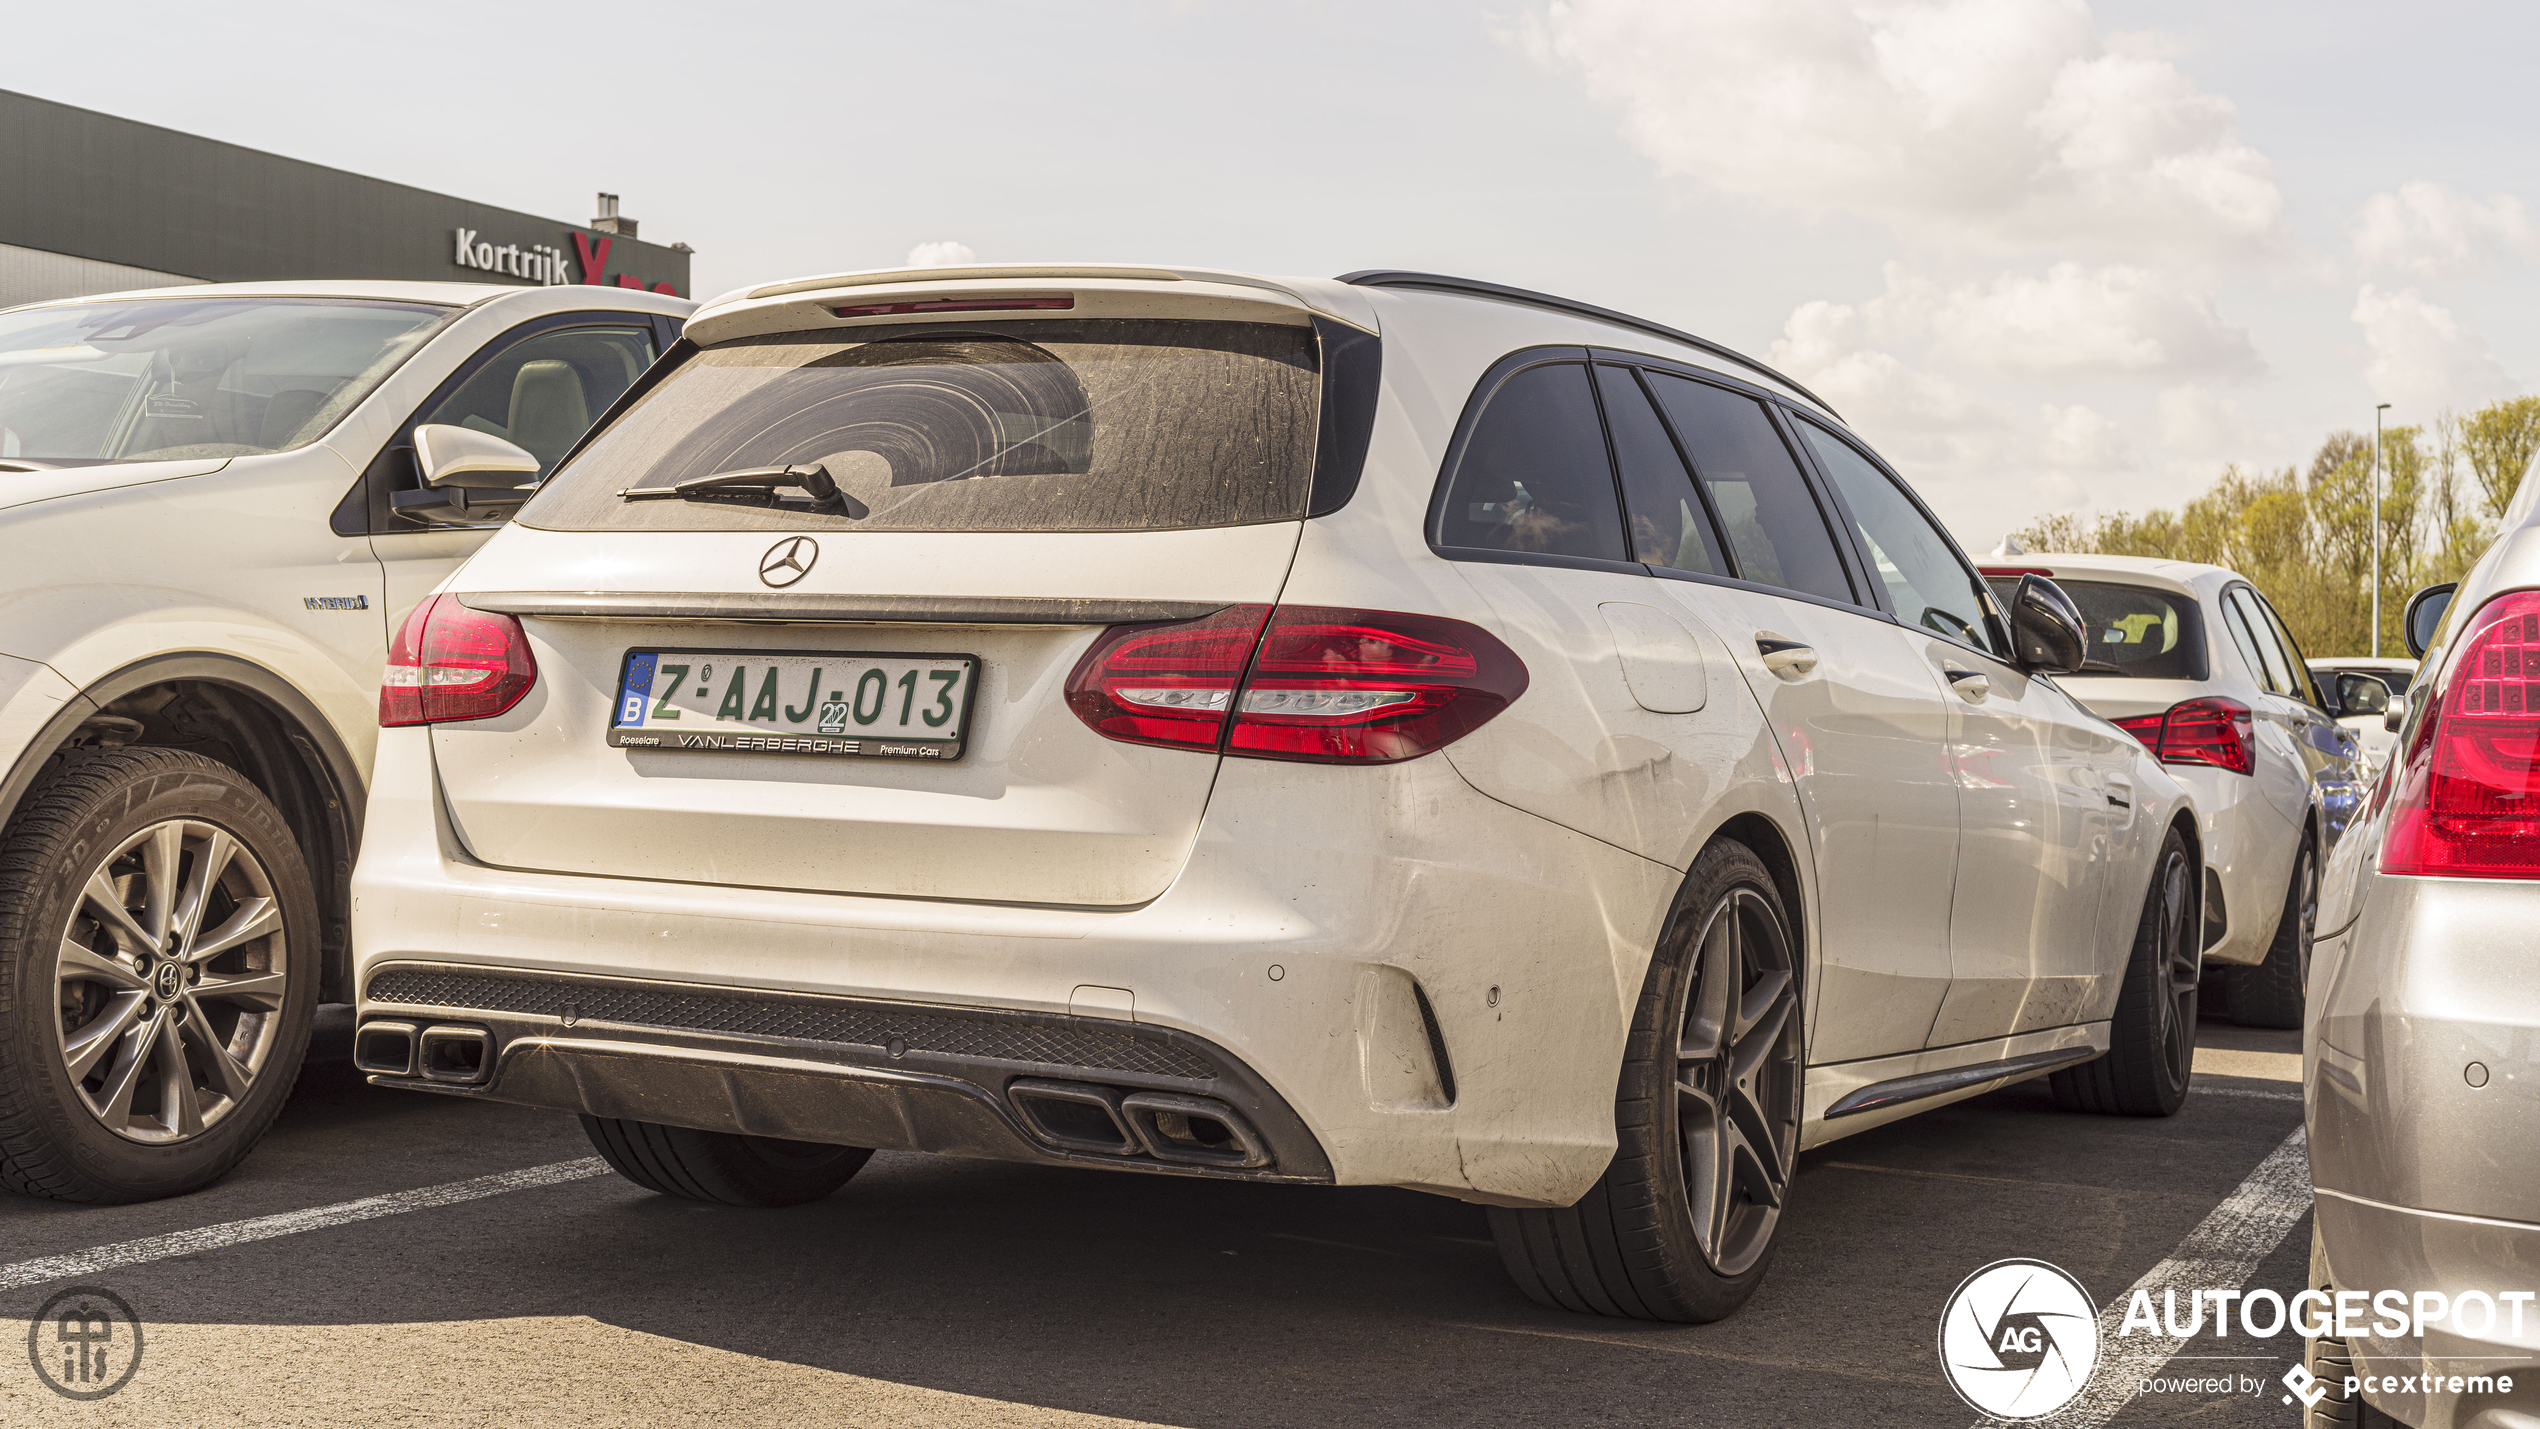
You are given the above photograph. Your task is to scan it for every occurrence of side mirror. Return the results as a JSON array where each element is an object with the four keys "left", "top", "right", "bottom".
[
  {"left": 2385, "top": 690, "right": 2409, "bottom": 733},
  {"left": 2404, "top": 582, "right": 2457, "bottom": 659},
  {"left": 2006, "top": 574, "right": 2089, "bottom": 674},
  {"left": 2336, "top": 673, "right": 2391, "bottom": 719},
  {"left": 391, "top": 424, "right": 541, "bottom": 526}
]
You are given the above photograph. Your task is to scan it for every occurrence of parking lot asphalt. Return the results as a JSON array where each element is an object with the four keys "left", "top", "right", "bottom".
[{"left": 1, "top": 1010, "right": 2312, "bottom": 1428}]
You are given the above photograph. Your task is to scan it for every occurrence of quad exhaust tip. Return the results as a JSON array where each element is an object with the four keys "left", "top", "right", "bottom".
[
  {"left": 417, "top": 1024, "right": 494, "bottom": 1084},
  {"left": 1006, "top": 1080, "right": 1272, "bottom": 1170},
  {"left": 353, "top": 1020, "right": 418, "bottom": 1078}
]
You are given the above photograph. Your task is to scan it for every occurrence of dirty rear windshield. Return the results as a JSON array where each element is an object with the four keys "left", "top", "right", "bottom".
[
  {"left": 0, "top": 297, "right": 451, "bottom": 467},
  {"left": 520, "top": 319, "right": 1320, "bottom": 533},
  {"left": 1986, "top": 577, "right": 2210, "bottom": 680}
]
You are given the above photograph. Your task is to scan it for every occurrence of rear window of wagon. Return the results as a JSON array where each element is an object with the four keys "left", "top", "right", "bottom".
[
  {"left": 1985, "top": 577, "right": 2211, "bottom": 681},
  {"left": 520, "top": 318, "right": 1320, "bottom": 534}
]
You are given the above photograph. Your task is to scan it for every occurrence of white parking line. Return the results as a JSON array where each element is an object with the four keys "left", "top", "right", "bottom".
[
  {"left": 1975, "top": 1125, "right": 2313, "bottom": 1429},
  {"left": 0, "top": 1157, "right": 608, "bottom": 1294}
]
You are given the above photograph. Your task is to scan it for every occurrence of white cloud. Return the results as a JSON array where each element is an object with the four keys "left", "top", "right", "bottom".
[
  {"left": 2352, "top": 181, "right": 2540, "bottom": 279},
  {"left": 2155, "top": 384, "right": 2244, "bottom": 456},
  {"left": 2038, "top": 402, "right": 2128, "bottom": 472},
  {"left": 1509, "top": 0, "right": 2284, "bottom": 255},
  {"left": 1865, "top": 261, "right": 2259, "bottom": 377},
  {"left": 2351, "top": 285, "right": 2515, "bottom": 415},
  {"left": 904, "top": 240, "right": 977, "bottom": 267}
]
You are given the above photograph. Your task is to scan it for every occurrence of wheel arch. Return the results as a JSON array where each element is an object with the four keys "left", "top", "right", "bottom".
[
  {"left": 0, "top": 653, "right": 363, "bottom": 1001},
  {"left": 1703, "top": 810, "right": 1809, "bottom": 1002}
]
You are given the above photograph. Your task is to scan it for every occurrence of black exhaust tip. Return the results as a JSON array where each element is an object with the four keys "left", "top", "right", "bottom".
[
  {"left": 417, "top": 1024, "right": 493, "bottom": 1084},
  {"left": 353, "top": 1019, "right": 418, "bottom": 1077},
  {"left": 1121, "top": 1091, "right": 1270, "bottom": 1169},
  {"left": 1008, "top": 1079, "right": 1139, "bottom": 1155}
]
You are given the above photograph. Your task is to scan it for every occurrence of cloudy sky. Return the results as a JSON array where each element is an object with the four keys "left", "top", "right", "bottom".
[{"left": 11, "top": 0, "right": 2536, "bottom": 549}]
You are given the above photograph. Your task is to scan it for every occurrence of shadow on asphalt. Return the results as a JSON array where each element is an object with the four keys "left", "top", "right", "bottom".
[{"left": 0, "top": 1011, "right": 2311, "bottom": 1427}]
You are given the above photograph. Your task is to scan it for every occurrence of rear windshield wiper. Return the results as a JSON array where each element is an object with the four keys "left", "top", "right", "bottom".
[{"left": 618, "top": 464, "right": 864, "bottom": 516}]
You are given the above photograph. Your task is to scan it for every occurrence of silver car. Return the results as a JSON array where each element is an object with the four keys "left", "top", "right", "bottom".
[
  {"left": 2304, "top": 533, "right": 2540, "bottom": 1425},
  {"left": 1981, "top": 554, "right": 2369, "bottom": 1029}
]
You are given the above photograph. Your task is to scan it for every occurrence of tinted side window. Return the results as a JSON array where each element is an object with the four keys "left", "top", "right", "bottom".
[
  {"left": 1794, "top": 419, "right": 1998, "bottom": 655},
  {"left": 1645, "top": 373, "right": 1853, "bottom": 604},
  {"left": 1594, "top": 365, "right": 1727, "bottom": 576},
  {"left": 1436, "top": 362, "right": 1627, "bottom": 562}
]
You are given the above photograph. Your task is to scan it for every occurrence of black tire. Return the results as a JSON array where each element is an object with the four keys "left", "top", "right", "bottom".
[
  {"left": 0, "top": 749, "right": 320, "bottom": 1202},
  {"left": 2051, "top": 824, "right": 2197, "bottom": 1117},
  {"left": 2224, "top": 838, "right": 2316, "bottom": 1030},
  {"left": 1487, "top": 839, "right": 1803, "bottom": 1323},
  {"left": 581, "top": 1115, "right": 872, "bottom": 1207},
  {"left": 2305, "top": 1225, "right": 2402, "bottom": 1427}
]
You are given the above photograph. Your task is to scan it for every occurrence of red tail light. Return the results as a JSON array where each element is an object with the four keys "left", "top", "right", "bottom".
[
  {"left": 2383, "top": 591, "right": 2540, "bottom": 878},
  {"left": 2112, "top": 696, "right": 2254, "bottom": 775},
  {"left": 1065, "top": 604, "right": 1273, "bottom": 751},
  {"left": 379, "top": 595, "right": 537, "bottom": 727},
  {"left": 1065, "top": 604, "right": 1528, "bottom": 764}
]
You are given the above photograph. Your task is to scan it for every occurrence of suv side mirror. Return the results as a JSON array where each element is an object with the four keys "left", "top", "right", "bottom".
[
  {"left": 2007, "top": 574, "right": 2089, "bottom": 674},
  {"left": 392, "top": 424, "right": 541, "bottom": 526},
  {"left": 2404, "top": 582, "right": 2457, "bottom": 659}
]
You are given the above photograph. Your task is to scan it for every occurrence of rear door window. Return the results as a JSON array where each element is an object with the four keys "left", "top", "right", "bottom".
[
  {"left": 1434, "top": 361, "right": 1628, "bottom": 563},
  {"left": 1793, "top": 418, "right": 1997, "bottom": 655},
  {"left": 2249, "top": 590, "right": 2327, "bottom": 708},
  {"left": 2222, "top": 588, "right": 2294, "bottom": 695},
  {"left": 1594, "top": 364, "right": 1727, "bottom": 576},
  {"left": 524, "top": 319, "right": 1320, "bottom": 534},
  {"left": 1643, "top": 372, "right": 1854, "bottom": 604}
]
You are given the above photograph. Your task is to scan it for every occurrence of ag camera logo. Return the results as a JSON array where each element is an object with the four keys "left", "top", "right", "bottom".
[{"left": 1940, "top": 1258, "right": 2100, "bottom": 1420}]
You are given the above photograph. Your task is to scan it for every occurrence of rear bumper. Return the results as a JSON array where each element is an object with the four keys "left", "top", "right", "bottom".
[
  {"left": 356, "top": 962, "right": 1332, "bottom": 1184},
  {"left": 2311, "top": 1192, "right": 2540, "bottom": 1429},
  {"left": 350, "top": 726, "right": 1682, "bottom": 1206}
]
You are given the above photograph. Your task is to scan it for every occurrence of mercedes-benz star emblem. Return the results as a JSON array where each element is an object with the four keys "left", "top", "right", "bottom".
[{"left": 759, "top": 536, "right": 818, "bottom": 588}]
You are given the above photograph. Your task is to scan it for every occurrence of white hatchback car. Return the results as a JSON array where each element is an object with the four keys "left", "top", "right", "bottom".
[
  {"left": 351, "top": 266, "right": 2201, "bottom": 1321},
  {"left": 1980, "top": 555, "right": 2367, "bottom": 1029}
]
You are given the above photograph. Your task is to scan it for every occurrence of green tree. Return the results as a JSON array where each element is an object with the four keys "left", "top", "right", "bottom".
[{"left": 2460, "top": 395, "right": 2540, "bottom": 519}]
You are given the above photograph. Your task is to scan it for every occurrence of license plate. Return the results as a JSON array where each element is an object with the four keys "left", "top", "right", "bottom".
[{"left": 608, "top": 648, "right": 979, "bottom": 760}]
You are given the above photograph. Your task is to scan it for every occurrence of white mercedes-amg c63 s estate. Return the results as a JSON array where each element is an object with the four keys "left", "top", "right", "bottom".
[{"left": 348, "top": 265, "right": 2204, "bottom": 1321}]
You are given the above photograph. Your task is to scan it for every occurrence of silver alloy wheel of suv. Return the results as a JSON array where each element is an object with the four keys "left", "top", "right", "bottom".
[{"left": 57, "top": 817, "right": 289, "bottom": 1142}]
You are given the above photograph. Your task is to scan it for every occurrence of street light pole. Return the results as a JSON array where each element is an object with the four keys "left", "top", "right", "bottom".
[{"left": 2374, "top": 403, "right": 2392, "bottom": 657}]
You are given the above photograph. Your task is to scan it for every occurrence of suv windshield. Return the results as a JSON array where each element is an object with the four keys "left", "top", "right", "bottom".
[
  {"left": 1985, "top": 577, "right": 2210, "bottom": 680},
  {"left": 0, "top": 297, "right": 451, "bottom": 467},
  {"left": 522, "top": 318, "right": 1320, "bottom": 533}
]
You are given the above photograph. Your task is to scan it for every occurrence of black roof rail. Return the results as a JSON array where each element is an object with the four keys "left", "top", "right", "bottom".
[{"left": 1335, "top": 269, "right": 1841, "bottom": 421}]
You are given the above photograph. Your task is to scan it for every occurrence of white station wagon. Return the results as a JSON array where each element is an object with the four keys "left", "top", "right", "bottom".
[{"left": 349, "top": 265, "right": 2202, "bottom": 1321}]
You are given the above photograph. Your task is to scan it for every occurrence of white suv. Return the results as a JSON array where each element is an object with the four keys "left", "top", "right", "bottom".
[
  {"left": 1979, "top": 554, "right": 2367, "bottom": 1029},
  {"left": 350, "top": 265, "right": 2200, "bottom": 1321},
  {"left": 0, "top": 280, "right": 690, "bottom": 1203}
]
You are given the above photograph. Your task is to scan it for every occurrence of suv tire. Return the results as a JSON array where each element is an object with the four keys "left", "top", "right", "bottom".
[
  {"left": 2052, "top": 825, "right": 2197, "bottom": 1117},
  {"left": 2225, "top": 838, "right": 2315, "bottom": 1030},
  {"left": 0, "top": 749, "right": 319, "bottom": 1202},
  {"left": 1487, "top": 839, "right": 1803, "bottom": 1322},
  {"left": 581, "top": 1116, "right": 873, "bottom": 1207}
]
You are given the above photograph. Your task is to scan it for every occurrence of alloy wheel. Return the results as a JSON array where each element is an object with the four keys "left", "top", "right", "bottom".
[
  {"left": 52, "top": 818, "right": 289, "bottom": 1143},
  {"left": 2154, "top": 848, "right": 2199, "bottom": 1089},
  {"left": 2293, "top": 845, "right": 2318, "bottom": 991},
  {"left": 1675, "top": 886, "right": 1803, "bottom": 1278}
]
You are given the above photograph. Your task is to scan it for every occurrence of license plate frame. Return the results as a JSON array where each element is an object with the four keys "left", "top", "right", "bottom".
[{"left": 607, "top": 647, "right": 982, "bottom": 761}]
